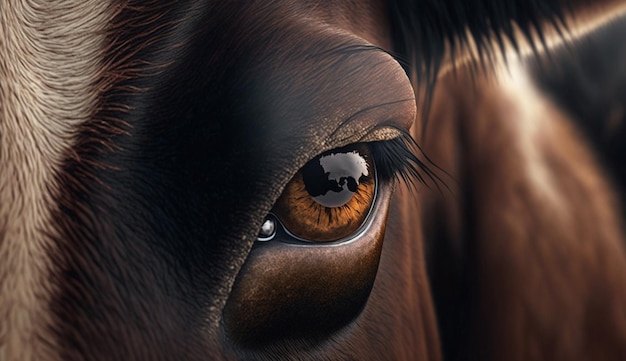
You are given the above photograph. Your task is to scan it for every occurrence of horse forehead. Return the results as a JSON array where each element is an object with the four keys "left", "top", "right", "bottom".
[{"left": 0, "top": 1, "right": 392, "bottom": 359}]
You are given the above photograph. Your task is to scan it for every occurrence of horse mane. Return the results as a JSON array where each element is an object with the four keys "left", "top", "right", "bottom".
[{"left": 387, "top": 0, "right": 569, "bottom": 83}]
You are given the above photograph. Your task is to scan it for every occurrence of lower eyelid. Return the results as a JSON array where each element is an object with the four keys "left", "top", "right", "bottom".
[{"left": 228, "top": 138, "right": 424, "bottom": 347}]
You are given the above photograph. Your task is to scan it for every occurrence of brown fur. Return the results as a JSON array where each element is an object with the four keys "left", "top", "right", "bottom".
[
  {"left": 1, "top": 1, "right": 626, "bottom": 360},
  {"left": 422, "top": 61, "right": 626, "bottom": 360}
]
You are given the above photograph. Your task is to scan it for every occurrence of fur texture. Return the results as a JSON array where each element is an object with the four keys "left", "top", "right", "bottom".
[
  {"left": 0, "top": 1, "right": 113, "bottom": 359},
  {"left": 531, "top": 15, "right": 626, "bottom": 213},
  {"left": 423, "top": 60, "right": 626, "bottom": 361},
  {"left": 1, "top": 0, "right": 626, "bottom": 360}
]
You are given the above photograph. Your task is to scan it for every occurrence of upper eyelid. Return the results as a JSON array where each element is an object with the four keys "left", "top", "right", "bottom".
[
  {"left": 358, "top": 125, "right": 406, "bottom": 143},
  {"left": 316, "top": 123, "right": 408, "bottom": 161},
  {"left": 322, "top": 98, "right": 417, "bottom": 147}
]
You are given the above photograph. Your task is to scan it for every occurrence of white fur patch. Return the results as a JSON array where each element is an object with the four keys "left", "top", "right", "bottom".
[{"left": 0, "top": 1, "right": 112, "bottom": 359}]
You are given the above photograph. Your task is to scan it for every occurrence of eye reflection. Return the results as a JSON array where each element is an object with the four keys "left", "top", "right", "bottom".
[{"left": 302, "top": 151, "right": 369, "bottom": 208}]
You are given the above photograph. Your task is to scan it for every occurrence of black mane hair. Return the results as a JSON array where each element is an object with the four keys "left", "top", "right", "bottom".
[{"left": 387, "top": 0, "right": 570, "bottom": 84}]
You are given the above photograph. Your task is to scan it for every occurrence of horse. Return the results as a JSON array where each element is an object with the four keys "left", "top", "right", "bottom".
[{"left": 1, "top": 0, "right": 626, "bottom": 360}]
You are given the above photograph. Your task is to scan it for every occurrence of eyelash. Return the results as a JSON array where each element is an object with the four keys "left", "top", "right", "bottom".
[{"left": 368, "top": 129, "right": 438, "bottom": 192}]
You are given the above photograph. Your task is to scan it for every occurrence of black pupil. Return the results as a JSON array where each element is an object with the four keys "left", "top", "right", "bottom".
[{"left": 301, "top": 150, "right": 369, "bottom": 208}]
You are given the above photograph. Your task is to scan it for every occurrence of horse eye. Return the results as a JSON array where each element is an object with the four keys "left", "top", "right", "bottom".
[
  {"left": 270, "top": 144, "right": 375, "bottom": 242},
  {"left": 225, "top": 140, "right": 398, "bottom": 347}
]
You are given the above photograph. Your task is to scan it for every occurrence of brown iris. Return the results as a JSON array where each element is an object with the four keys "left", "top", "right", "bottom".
[{"left": 273, "top": 144, "right": 376, "bottom": 242}]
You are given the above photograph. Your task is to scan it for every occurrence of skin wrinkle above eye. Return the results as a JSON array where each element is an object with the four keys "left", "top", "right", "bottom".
[{"left": 325, "top": 98, "right": 417, "bottom": 145}]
